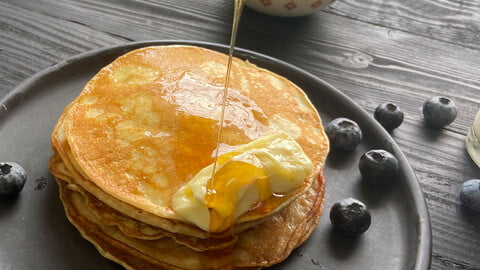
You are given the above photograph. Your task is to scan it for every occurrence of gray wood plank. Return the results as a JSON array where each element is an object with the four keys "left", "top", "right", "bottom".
[
  {"left": 0, "top": 1, "right": 127, "bottom": 97},
  {"left": 326, "top": 0, "right": 480, "bottom": 50}
]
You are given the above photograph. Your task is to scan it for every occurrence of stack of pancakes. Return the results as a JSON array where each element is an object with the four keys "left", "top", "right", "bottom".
[{"left": 49, "top": 45, "right": 329, "bottom": 269}]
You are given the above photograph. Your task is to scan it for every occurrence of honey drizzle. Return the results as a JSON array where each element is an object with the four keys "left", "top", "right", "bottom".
[
  {"left": 205, "top": 1, "right": 246, "bottom": 268},
  {"left": 210, "top": 0, "right": 246, "bottom": 177}
]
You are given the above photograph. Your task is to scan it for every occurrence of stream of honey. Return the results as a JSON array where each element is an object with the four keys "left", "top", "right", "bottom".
[
  {"left": 204, "top": 0, "right": 246, "bottom": 268},
  {"left": 206, "top": 0, "right": 246, "bottom": 232},
  {"left": 211, "top": 0, "right": 246, "bottom": 175}
]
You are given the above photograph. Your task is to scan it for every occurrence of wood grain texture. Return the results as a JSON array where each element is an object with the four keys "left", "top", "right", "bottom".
[
  {"left": 1, "top": 0, "right": 480, "bottom": 269},
  {"left": 326, "top": 0, "right": 480, "bottom": 50}
]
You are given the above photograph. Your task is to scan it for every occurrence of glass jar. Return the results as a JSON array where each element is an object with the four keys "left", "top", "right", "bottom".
[{"left": 466, "top": 109, "right": 480, "bottom": 167}]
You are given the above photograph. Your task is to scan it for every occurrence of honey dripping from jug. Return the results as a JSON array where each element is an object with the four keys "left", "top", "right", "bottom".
[
  {"left": 208, "top": 0, "right": 246, "bottom": 224},
  {"left": 211, "top": 0, "right": 246, "bottom": 173},
  {"left": 205, "top": 0, "right": 246, "bottom": 268}
]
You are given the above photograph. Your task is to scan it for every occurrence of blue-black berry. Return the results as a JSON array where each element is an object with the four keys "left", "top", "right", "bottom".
[
  {"left": 460, "top": 179, "right": 480, "bottom": 212},
  {"left": 0, "top": 162, "right": 27, "bottom": 198},
  {"left": 325, "top": 117, "right": 362, "bottom": 151},
  {"left": 374, "top": 102, "right": 404, "bottom": 130},
  {"left": 422, "top": 96, "right": 457, "bottom": 128},
  {"left": 359, "top": 149, "right": 398, "bottom": 186},
  {"left": 330, "top": 198, "right": 371, "bottom": 237}
]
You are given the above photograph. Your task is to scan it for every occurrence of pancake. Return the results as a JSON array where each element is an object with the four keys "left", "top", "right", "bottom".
[
  {"left": 50, "top": 152, "right": 240, "bottom": 251},
  {"left": 51, "top": 109, "right": 285, "bottom": 239},
  {"left": 61, "top": 45, "right": 327, "bottom": 222},
  {"left": 49, "top": 45, "right": 330, "bottom": 269},
  {"left": 57, "top": 171, "right": 324, "bottom": 269}
]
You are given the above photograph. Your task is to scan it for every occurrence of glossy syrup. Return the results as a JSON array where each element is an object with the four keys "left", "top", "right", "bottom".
[
  {"left": 205, "top": 0, "right": 290, "bottom": 233},
  {"left": 205, "top": 0, "right": 246, "bottom": 268},
  {"left": 206, "top": 0, "right": 246, "bottom": 230},
  {"left": 211, "top": 0, "right": 246, "bottom": 175}
]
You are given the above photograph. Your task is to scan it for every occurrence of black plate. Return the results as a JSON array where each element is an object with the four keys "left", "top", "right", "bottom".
[{"left": 0, "top": 41, "right": 431, "bottom": 270}]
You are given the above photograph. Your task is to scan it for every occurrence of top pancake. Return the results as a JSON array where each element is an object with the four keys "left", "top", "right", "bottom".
[{"left": 61, "top": 45, "right": 329, "bottom": 224}]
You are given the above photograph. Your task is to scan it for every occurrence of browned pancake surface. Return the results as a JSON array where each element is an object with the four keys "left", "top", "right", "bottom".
[
  {"left": 59, "top": 45, "right": 328, "bottom": 221},
  {"left": 49, "top": 45, "right": 330, "bottom": 269}
]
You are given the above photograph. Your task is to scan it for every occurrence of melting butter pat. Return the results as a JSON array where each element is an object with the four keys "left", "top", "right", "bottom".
[{"left": 171, "top": 132, "right": 313, "bottom": 233}]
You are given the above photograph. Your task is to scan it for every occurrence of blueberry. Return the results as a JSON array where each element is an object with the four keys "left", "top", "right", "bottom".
[
  {"left": 0, "top": 162, "right": 27, "bottom": 198},
  {"left": 359, "top": 149, "right": 398, "bottom": 186},
  {"left": 374, "top": 102, "right": 404, "bottom": 130},
  {"left": 325, "top": 117, "right": 362, "bottom": 151},
  {"left": 422, "top": 96, "right": 457, "bottom": 128},
  {"left": 330, "top": 198, "right": 371, "bottom": 236},
  {"left": 460, "top": 179, "right": 480, "bottom": 212}
]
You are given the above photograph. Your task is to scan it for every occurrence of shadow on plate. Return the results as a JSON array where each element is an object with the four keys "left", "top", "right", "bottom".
[
  {"left": 326, "top": 149, "right": 360, "bottom": 170},
  {"left": 355, "top": 176, "right": 396, "bottom": 209},
  {"left": 327, "top": 226, "right": 363, "bottom": 260},
  {"left": 0, "top": 194, "right": 21, "bottom": 219}
]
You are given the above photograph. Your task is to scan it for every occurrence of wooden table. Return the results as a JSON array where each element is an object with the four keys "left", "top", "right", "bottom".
[{"left": 1, "top": 1, "right": 479, "bottom": 269}]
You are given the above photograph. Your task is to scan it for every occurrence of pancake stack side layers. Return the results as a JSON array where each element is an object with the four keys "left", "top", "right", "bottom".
[{"left": 49, "top": 45, "right": 330, "bottom": 270}]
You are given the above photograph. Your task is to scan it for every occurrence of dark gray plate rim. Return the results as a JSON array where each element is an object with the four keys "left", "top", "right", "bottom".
[{"left": 0, "top": 40, "right": 432, "bottom": 269}]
